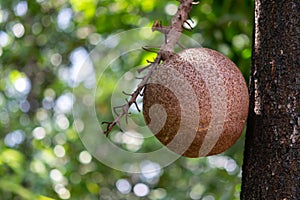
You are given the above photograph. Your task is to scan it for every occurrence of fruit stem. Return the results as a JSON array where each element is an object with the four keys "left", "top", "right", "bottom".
[{"left": 103, "top": 0, "right": 197, "bottom": 136}]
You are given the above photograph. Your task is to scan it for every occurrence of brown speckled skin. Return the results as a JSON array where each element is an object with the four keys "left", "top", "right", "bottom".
[{"left": 143, "top": 48, "right": 249, "bottom": 157}]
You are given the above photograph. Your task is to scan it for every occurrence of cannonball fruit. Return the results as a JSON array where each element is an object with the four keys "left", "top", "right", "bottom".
[{"left": 143, "top": 48, "right": 249, "bottom": 158}]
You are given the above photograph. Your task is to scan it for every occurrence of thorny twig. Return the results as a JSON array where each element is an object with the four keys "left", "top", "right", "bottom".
[
  {"left": 103, "top": 0, "right": 197, "bottom": 136},
  {"left": 102, "top": 54, "right": 161, "bottom": 135}
]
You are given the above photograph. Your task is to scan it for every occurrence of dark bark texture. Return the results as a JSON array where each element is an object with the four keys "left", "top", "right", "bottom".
[{"left": 241, "top": 0, "right": 300, "bottom": 199}]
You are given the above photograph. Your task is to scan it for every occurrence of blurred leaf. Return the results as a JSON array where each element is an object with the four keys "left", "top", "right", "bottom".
[
  {"left": 0, "top": 178, "right": 45, "bottom": 200},
  {"left": 0, "top": 148, "right": 24, "bottom": 176},
  {"left": 69, "top": 0, "right": 97, "bottom": 22}
]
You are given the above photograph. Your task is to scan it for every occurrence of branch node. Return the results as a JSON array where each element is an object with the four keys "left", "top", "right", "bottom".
[
  {"left": 152, "top": 20, "right": 160, "bottom": 32},
  {"left": 152, "top": 20, "right": 171, "bottom": 35},
  {"left": 113, "top": 107, "right": 119, "bottom": 116}
]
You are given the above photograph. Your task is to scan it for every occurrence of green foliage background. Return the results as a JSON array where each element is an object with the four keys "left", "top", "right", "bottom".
[{"left": 0, "top": 0, "right": 253, "bottom": 199}]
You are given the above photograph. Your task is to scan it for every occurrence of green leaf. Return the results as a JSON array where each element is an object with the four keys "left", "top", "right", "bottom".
[
  {"left": 0, "top": 148, "right": 24, "bottom": 176},
  {"left": 0, "top": 179, "right": 55, "bottom": 200}
]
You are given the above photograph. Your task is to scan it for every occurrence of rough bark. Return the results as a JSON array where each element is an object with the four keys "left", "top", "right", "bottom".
[{"left": 241, "top": 0, "right": 300, "bottom": 199}]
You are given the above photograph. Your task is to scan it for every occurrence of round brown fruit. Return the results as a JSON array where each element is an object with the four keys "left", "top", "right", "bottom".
[{"left": 143, "top": 48, "right": 249, "bottom": 158}]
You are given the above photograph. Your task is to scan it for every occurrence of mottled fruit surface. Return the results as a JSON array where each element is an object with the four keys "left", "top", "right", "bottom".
[{"left": 143, "top": 48, "right": 249, "bottom": 157}]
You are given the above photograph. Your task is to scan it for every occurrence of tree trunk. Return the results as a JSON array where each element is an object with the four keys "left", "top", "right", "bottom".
[{"left": 241, "top": 0, "right": 300, "bottom": 199}]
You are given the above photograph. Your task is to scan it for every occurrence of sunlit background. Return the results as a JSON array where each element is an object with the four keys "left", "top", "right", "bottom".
[{"left": 0, "top": 0, "right": 253, "bottom": 199}]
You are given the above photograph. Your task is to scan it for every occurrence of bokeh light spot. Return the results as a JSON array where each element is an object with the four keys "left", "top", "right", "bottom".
[
  {"left": 232, "top": 34, "right": 250, "bottom": 50},
  {"left": 208, "top": 155, "right": 228, "bottom": 169},
  {"left": 12, "top": 23, "right": 25, "bottom": 38},
  {"left": 19, "top": 100, "right": 30, "bottom": 112},
  {"left": 76, "top": 26, "right": 93, "bottom": 39},
  {"left": 149, "top": 188, "right": 167, "bottom": 199},
  {"left": 57, "top": 8, "right": 72, "bottom": 30},
  {"left": 50, "top": 169, "right": 63, "bottom": 182},
  {"left": 201, "top": 3, "right": 212, "bottom": 15},
  {"left": 32, "top": 126, "right": 46, "bottom": 140},
  {"left": 8, "top": 100, "right": 19, "bottom": 113},
  {"left": 0, "top": 31, "right": 10, "bottom": 47},
  {"left": 19, "top": 113, "right": 30, "bottom": 126},
  {"left": 55, "top": 93, "right": 74, "bottom": 114},
  {"left": 165, "top": 3, "right": 177, "bottom": 15},
  {"left": 54, "top": 145, "right": 66, "bottom": 157},
  {"left": 36, "top": 108, "right": 49, "bottom": 122},
  {"left": 0, "top": 111, "right": 9, "bottom": 125},
  {"left": 121, "top": 131, "right": 144, "bottom": 152},
  {"left": 116, "top": 179, "right": 131, "bottom": 194},
  {"left": 30, "top": 160, "right": 46, "bottom": 174},
  {"left": 42, "top": 97, "right": 55, "bottom": 110},
  {"left": 225, "top": 159, "right": 238, "bottom": 173},
  {"left": 140, "top": 160, "right": 161, "bottom": 179},
  {"left": 14, "top": 77, "right": 30, "bottom": 94},
  {"left": 0, "top": 9, "right": 9, "bottom": 23},
  {"left": 51, "top": 53, "right": 62, "bottom": 66},
  {"left": 4, "top": 130, "right": 25, "bottom": 147},
  {"left": 133, "top": 183, "right": 149, "bottom": 197},
  {"left": 79, "top": 150, "right": 92, "bottom": 164},
  {"left": 69, "top": 47, "right": 95, "bottom": 88},
  {"left": 218, "top": 43, "right": 231, "bottom": 56},
  {"left": 55, "top": 114, "right": 70, "bottom": 130},
  {"left": 44, "top": 88, "right": 56, "bottom": 99},
  {"left": 58, "top": 187, "right": 71, "bottom": 199},
  {"left": 189, "top": 183, "right": 205, "bottom": 200},
  {"left": 14, "top": 1, "right": 28, "bottom": 16},
  {"left": 88, "top": 33, "right": 102, "bottom": 45},
  {"left": 32, "top": 23, "right": 43, "bottom": 35},
  {"left": 207, "top": 155, "right": 238, "bottom": 174},
  {"left": 9, "top": 70, "right": 31, "bottom": 96}
]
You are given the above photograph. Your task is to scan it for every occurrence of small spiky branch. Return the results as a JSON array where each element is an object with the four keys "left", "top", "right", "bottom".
[{"left": 103, "top": 0, "right": 198, "bottom": 136}]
